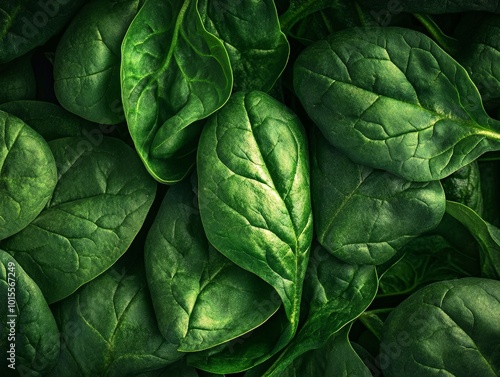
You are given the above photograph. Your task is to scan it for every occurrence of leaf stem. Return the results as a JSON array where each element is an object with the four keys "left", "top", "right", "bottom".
[
  {"left": 413, "top": 13, "right": 459, "bottom": 55},
  {"left": 279, "top": 0, "right": 334, "bottom": 35}
]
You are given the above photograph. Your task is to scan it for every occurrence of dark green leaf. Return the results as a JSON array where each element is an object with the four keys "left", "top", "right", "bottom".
[
  {"left": 121, "top": 0, "right": 232, "bottom": 183},
  {"left": 1, "top": 136, "right": 156, "bottom": 303},
  {"left": 0, "top": 54, "right": 36, "bottom": 104},
  {"left": 54, "top": 0, "right": 143, "bottom": 124},
  {"left": 458, "top": 15, "right": 500, "bottom": 104},
  {"left": 250, "top": 246, "right": 378, "bottom": 376},
  {"left": 0, "top": 251, "right": 60, "bottom": 376},
  {"left": 445, "top": 201, "right": 500, "bottom": 279},
  {"left": 50, "top": 261, "right": 181, "bottom": 376},
  {"left": 277, "top": 324, "right": 371, "bottom": 377},
  {"left": 379, "top": 235, "right": 478, "bottom": 296},
  {"left": 0, "top": 1, "right": 86, "bottom": 64},
  {"left": 441, "top": 161, "right": 483, "bottom": 215},
  {"left": 311, "top": 129, "right": 445, "bottom": 265},
  {"left": 0, "top": 111, "right": 57, "bottom": 240},
  {"left": 0, "top": 100, "right": 98, "bottom": 141},
  {"left": 145, "top": 176, "right": 279, "bottom": 352},
  {"left": 357, "top": 0, "right": 500, "bottom": 14},
  {"left": 199, "top": 0, "right": 289, "bottom": 92},
  {"left": 294, "top": 27, "right": 500, "bottom": 182},
  {"left": 380, "top": 277, "right": 500, "bottom": 377}
]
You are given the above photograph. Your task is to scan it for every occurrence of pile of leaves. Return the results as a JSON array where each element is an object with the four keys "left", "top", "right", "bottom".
[{"left": 1, "top": 1, "right": 500, "bottom": 376}]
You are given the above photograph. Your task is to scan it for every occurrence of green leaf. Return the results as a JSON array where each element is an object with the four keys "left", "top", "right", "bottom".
[
  {"left": 380, "top": 277, "right": 500, "bottom": 377},
  {"left": 441, "top": 161, "right": 483, "bottom": 216},
  {"left": 378, "top": 234, "right": 478, "bottom": 296},
  {"left": 50, "top": 260, "right": 182, "bottom": 377},
  {"left": 187, "top": 308, "right": 294, "bottom": 374},
  {"left": 250, "top": 246, "right": 378, "bottom": 377},
  {"left": 197, "top": 90, "right": 313, "bottom": 334},
  {"left": 311, "top": 128, "right": 445, "bottom": 265},
  {"left": 199, "top": 0, "right": 289, "bottom": 92},
  {"left": 294, "top": 26, "right": 500, "bottom": 182},
  {"left": 145, "top": 176, "right": 279, "bottom": 352},
  {"left": 0, "top": 1, "right": 86, "bottom": 64},
  {"left": 0, "top": 54, "right": 36, "bottom": 104},
  {"left": 0, "top": 111, "right": 57, "bottom": 240},
  {"left": 356, "top": 0, "right": 500, "bottom": 14},
  {"left": 121, "top": 0, "right": 232, "bottom": 183},
  {"left": 0, "top": 100, "right": 98, "bottom": 141},
  {"left": 458, "top": 15, "right": 500, "bottom": 104},
  {"left": 1, "top": 136, "right": 156, "bottom": 303},
  {"left": 54, "top": 0, "right": 143, "bottom": 124},
  {"left": 0, "top": 251, "right": 60, "bottom": 376},
  {"left": 277, "top": 324, "right": 372, "bottom": 377},
  {"left": 445, "top": 201, "right": 500, "bottom": 279}
]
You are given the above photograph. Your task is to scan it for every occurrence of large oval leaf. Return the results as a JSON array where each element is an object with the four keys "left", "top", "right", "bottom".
[
  {"left": 294, "top": 27, "right": 500, "bottom": 182},
  {"left": 121, "top": 0, "right": 232, "bottom": 183},
  {"left": 1, "top": 136, "right": 156, "bottom": 303},
  {"left": 311, "top": 129, "right": 445, "bottom": 264},
  {"left": 197, "top": 90, "right": 313, "bottom": 333},
  {"left": 0, "top": 110, "right": 57, "bottom": 240},
  {"left": 50, "top": 260, "right": 181, "bottom": 377},
  {"left": 0, "top": 54, "right": 36, "bottom": 105},
  {"left": 54, "top": 0, "right": 142, "bottom": 124},
  {"left": 145, "top": 176, "right": 279, "bottom": 352},
  {"left": 0, "top": 251, "right": 60, "bottom": 376},
  {"left": 380, "top": 277, "right": 500, "bottom": 377}
]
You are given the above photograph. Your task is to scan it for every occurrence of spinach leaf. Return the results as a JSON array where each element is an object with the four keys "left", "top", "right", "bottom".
[
  {"left": 249, "top": 246, "right": 378, "bottom": 376},
  {"left": 145, "top": 176, "right": 279, "bottom": 352},
  {"left": 50, "top": 260, "right": 182, "bottom": 377},
  {"left": 458, "top": 15, "right": 500, "bottom": 105},
  {"left": 357, "top": 1, "right": 500, "bottom": 14},
  {"left": 279, "top": 0, "right": 340, "bottom": 35},
  {"left": 311, "top": 128, "right": 445, "bottom": 265},
  {"left": 277, "top": 324, "right": 371, "bottom": 377},
  {"left": 479, "top": 160, "right": 500, "bottom": 226},
  {"left": 380, "top": 277, "right": 500, "bottom": 377},
  {"left": 378, "top": 235, "right": 478, "bottom": 296},
  {"left": 0, "top": 110, "right": 57, "bottom": 240},
  {"left": 445, "top": 200, "right": 500, "bottom": 279},
  {"left": 294, "top": 27, "right": 500, "bottom": 182},
  {"left": 121, "top": 0, "right": 232, "bottom": 183},
  {"left": 0, "top": 54, "right": 36, "bottom": 104},
  {"left": 54, "top": 0, "right": 143, "bottom": 124},
  {"left": 0, "top": 251, "right": 60, "bottom": 376},
  {"left": 199, "top": 0, "right": 289, "bottom": 92},
  {"left": 197, "top": 90, "right": 313, "bottom": 336},
  {"left": 441, "top": 161, "right": 483, "bottom": 216},
  {"left": 0, "top": 100, "right": 98, "bottom": 141},
  {"left": 186, "top": 308, "right": 294, "bottom": 373},
  {"left": 0, "top": 0, "right": 85, "bottom": 64},
  {"left": 1, "top": 136, "right": 156, "bottom": 303}
]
